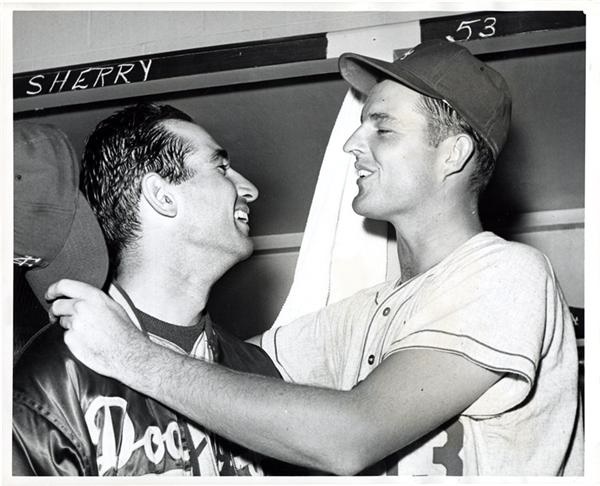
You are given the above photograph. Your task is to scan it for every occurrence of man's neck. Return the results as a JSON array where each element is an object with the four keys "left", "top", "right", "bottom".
[
  {"left": 391, "top": 207, "right": 483, "bottom": 281},
  {"left": 115, "top": 254, "right": 224, "bottom": 327}
]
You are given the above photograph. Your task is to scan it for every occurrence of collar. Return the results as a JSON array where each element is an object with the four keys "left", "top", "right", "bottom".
[{"left": 108, "top": 281, "right": 144, "bottom": 331}]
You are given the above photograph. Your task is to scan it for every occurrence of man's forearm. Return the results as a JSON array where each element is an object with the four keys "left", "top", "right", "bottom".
[
  {"left": 118, "top": 340, "right": 373, "bottom": 475},
  {"left": 46, "top": 281, "right": 372, "bottom": 473},
  {"left": 49, "top": 281, "right": 501, "bottom": 476}
]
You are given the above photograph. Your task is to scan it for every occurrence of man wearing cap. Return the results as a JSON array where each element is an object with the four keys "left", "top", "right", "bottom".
[
  {"left": 12, "top": 121, "right": 110, "bottom": 473},
  {"left": 49, "top": 40, "right": 583, "bottom": 475},
  {"left": 13, "top": 121, "right": 109, "bottom": 350},
  {"left": 13, "top": 108, "right": 283, "bottom": 476}
]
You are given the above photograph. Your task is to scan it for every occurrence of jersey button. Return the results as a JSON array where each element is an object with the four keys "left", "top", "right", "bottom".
[
  {"left": 368, "top": 355, "right": 375, "bottom": 365},
  {"left": 382, "top": 307, "right": 391, "bottom": 316}
]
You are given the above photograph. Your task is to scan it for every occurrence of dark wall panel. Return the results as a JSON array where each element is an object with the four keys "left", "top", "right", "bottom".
[
  {"left": 208, "top": 252, "right": 298, "bottom": 339},
  {"left": 17, "top": 75, "right": 348, "bottom": 237},
  {"left": 480, "top": 45, "right": 585, "bottom": 224}
]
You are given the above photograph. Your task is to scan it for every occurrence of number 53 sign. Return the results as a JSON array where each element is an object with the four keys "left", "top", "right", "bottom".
[
  {"left": 419, "top": 11, "right": 585, "bottom": 44},
  {"left": 445, "top": 17, "right": 497, "bottom": 42}
]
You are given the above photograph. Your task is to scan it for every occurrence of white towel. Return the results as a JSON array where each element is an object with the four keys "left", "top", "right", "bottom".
[
  {"left": 272, "top": 91, "right": 388, "bottom": 328},
  {"left": 271, "top": 21, "right": 421, "bottom": 328}
]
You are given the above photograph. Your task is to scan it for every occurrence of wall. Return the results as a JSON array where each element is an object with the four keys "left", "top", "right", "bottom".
[
  {"left": 12, "top": 11, "right": 585, "bottom": 340},
  {"left": 13, "top": 10, "right": 441, "bottom": 72}
]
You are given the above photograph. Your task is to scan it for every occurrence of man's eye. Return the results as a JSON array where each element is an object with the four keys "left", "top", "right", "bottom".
[
  {"left": 377, "top": 128, "right": 392, "bottom": 135},
  {"left": 217, "top": 164, "right": 229, "bottom": 174}
]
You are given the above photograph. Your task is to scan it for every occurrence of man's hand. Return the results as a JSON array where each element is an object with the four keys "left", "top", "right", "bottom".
[{"left": 46, "top": 279, "right": 148, "bottom": 379}]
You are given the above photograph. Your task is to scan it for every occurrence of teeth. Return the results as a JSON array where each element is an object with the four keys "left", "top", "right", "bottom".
[
  {"left": 357, "top": 169, "right": 373, "bottom": 178},
  {"left": 234, "top": 209, "right": 249, "bottom": 223}
]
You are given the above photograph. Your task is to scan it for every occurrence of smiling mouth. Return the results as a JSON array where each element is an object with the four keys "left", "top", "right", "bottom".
[
  {"left": 234, "top": 209, "right": 249, "bottom": 224},
  {"left": 357, "top": 169, "right": 374, "bottom": 179}
]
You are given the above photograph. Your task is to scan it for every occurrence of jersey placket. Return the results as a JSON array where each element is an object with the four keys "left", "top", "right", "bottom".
[{"left": 355, "top": 275, "right": 432, "bottom": 382}]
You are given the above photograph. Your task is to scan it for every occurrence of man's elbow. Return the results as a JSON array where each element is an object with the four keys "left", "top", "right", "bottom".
[
  {"left": 328, "top": 458, "right": 370, "bottom": 476},
  {"left": 316, "top": 442, "right": 377, "bottom": 476},
  {"left": 313, "top": 404, "right": 386, "bottom": 475}
]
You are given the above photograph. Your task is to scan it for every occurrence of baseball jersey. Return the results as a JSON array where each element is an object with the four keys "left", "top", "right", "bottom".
[{"left": 259, "top": 231, "right": 583, "bottom": 475}]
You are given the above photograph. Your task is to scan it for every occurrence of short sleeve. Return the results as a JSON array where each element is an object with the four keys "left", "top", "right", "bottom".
[
  {"left": 383, "top": 244, "right": 552, "bottom": 416},
  {"left": 260, "top": 283, "right": 391, "bottom": 389},
  {"left": 259, "top": 310, "right": 336, "bottom": 387}
]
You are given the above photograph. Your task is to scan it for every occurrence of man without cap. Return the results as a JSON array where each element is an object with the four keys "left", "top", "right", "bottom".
[
  {"left": 48, "top": 40, "right": 583, "bottom": 475},
  {"left": 13, "top": 107, "right": 283, "bottom": 476}
]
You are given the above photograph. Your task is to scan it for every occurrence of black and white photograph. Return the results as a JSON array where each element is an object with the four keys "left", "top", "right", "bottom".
[{"left": 3, "top": 3, "right": 598, "bottom": 482}]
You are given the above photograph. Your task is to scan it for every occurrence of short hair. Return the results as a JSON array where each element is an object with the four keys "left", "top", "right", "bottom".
[
  {"left": 416, "top": 95, "right": 495, "bottom": 196},
  {"left": 81, "top": 103, "right": 194, "bottom": 271}
]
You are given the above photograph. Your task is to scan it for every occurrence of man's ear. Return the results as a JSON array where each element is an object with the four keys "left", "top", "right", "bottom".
[
  {"left": 441, "top": 133, "right": 475, "bottom": 180},
  {"left": 141, "top": 173, "right": 177, "bottom": 218}
]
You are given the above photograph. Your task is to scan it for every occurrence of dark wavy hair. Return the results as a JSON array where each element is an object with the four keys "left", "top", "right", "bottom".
[{"left": 81, "top": 103, "right": 194, "bottom": 272}]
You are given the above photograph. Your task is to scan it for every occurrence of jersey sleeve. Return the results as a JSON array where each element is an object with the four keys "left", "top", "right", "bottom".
[
  {"left": 258, "top": 285, "right": 381, "bottom": 388},
  {"left": 383, "top": 244, "right": 556, "bottom": 417},
  {"left": 258, "top": 310, "right": 335, "bottom": 386},
  {"left": 13, "top": 396, "right": 89, "bottom": 475}
]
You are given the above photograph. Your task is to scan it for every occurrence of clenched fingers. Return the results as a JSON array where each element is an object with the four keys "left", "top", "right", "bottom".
[
  {"left": 59, "top": 315, "right": 74, "bottom": 331},
  {"left": 49, "top": 297, "right": 94, "bottom": 331},
  {"left": 45, "top": 279, "right": 103, "bottom": 303}
]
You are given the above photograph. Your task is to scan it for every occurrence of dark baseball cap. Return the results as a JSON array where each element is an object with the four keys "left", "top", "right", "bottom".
[
  {"left": 14, "top": 121, "right": 109, "bottom": 309},
  {"left": 338, "top": 39, "right": 512, "bottom": 159}
]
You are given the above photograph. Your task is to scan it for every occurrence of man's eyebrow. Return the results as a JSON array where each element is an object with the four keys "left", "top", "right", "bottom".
[
  {"left": 210, "top": 148, "right": 229, "bottom": 162},
  {"left": 360, "top": 110, "right": 398, "bottom": 123},
  {"left": 370, "top": 112, "right": 396, "bottom": 122}
]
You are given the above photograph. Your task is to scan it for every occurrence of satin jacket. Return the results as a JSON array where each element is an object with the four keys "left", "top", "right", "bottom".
[{"left": 13, "top": 284, "right": 281, "bottom": 476}]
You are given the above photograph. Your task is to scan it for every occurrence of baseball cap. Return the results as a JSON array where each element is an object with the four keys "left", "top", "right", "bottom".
[
  {"left": 338, "top": 39, "right": 512, "bottom": 159},
  {"left": 14, "top": 121, "right": 109, "bottom": 309}
]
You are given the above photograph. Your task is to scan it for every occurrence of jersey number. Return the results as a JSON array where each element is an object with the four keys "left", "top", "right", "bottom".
[{"left": 432, "top": 419, "right": 464, "bottom": 475}]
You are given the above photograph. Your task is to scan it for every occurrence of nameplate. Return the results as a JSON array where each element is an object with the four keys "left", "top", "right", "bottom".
[{"left": 13, "top": 34, "right": 327, "bottom": 99}]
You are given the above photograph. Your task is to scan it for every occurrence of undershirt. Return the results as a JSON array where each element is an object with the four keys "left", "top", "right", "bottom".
[{"left": 136, "top": 308, "right": 208, "bottom": 354}]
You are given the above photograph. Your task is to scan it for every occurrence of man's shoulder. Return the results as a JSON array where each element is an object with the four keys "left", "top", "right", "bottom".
[
  {"left": 455, "top": 232, "right": 551, "bottom": 275},
  {"left": 15, "top": 324, "right": 69, "bottom": 370},
  {"left": 13, "top": 324, "right": 83, "bottom": 398},
  {"left": 12, "top": 324, "right": 98, "bottom": 475},
  {"left": 335, "top": 280, "right": 394, "bottom": 307}
]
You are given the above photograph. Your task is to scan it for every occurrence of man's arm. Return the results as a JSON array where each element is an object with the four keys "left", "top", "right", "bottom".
[{"left": 48, "top": 279, "right": 501, "bottom": 475}]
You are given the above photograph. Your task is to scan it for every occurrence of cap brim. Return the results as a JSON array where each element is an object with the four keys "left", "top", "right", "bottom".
[
  {"left": 339, "top": 53, "right": 444, "bottom": 101},
  {"left": 25, "top": 192, "right": 109, "bottom": 310}
]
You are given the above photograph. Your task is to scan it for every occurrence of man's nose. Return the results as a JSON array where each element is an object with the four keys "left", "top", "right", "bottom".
[
  {"left": 232, "top": 170, "right": 259, "bottom": 203},
  {"left": 343, "top": 126, "right": 365, "bottom": 155}
]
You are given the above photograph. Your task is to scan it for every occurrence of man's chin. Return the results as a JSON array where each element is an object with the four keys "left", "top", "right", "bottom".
[
  {"left": 352, "top": 197, "right": 373, "bottom": 218},
  {"left": 352, "top": 198, "right": 388, "bottom": 223},
  {"left": 237, "top": 238, "right": 255, "bottom": 260}
]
